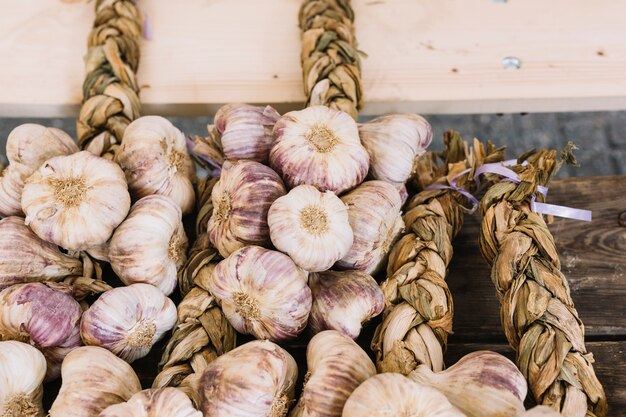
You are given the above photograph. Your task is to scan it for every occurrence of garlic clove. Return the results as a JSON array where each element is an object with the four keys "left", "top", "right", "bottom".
[
  {"left": 99, "top": 387, "right": 202, "bottom": 417},
  {"left": 209, "top": 245, "right": 311, "bottom": 342},
  {"left": 0, "top": 163, "right": 29, "bottom": 217},
  {"left": 214, "top": 103, "right": 281, "bottom": 162},
  {"left": 336, "top": 180, "right": 404, "bottom": 274},
  {"left": 268, "top": 184, "right": 353, "bottom": 272},
  {"left": 6, "top": 123, "right": 78, "bottom": 169},
  {"left": 342, "top": 373, "right": 465, "bottom": 417},
  {"left": 196, "top": 340, "right": 297, "bottom": 417},
  {"left": 521, "top": 406, "right": 563, "bottom": 416},
  {"left": 270, "top": 105, "right": 369, "bottom": 194},
  {"left": 291, "top": 330, "right": 376, "bottom": 417},
  {"left": 50, "top": 346, "right": 142, "bottom": 417},
  {"left": 81, "top": 283, "right": 177, "bottom": 363},
  {"left": 21, "top": 151, "right": 131, "bottom": 251},
  {"left": 0, "top": 341, "right": 47, "bottom": 417},
  {"left": 308, "top": 270, "right": 384, "bottom": 339},
  {"left": 207, "top": 160, "right": 286, "bottom": 258},
  {"left": 409, "top": 351, "right": 528, "bottom": 417},
  {"left": 108, "top": 195, "right": 188, "bottom": 295},
  {"left": 358, "top": 113, "right": 432, "bottom": 185},
  {"left": 0, "top": 216, "right": 83, "bottom": 290},
  {"left": 115, "top": 116, "right": 196, "bottom": 214},
  {"left": 0, "top": 282, "right": 82, "bottom": 380}
]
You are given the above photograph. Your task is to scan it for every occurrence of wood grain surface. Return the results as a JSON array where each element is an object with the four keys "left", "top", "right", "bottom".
[{"left": 2, "top": 0, "right": 626, "bottom": 117}]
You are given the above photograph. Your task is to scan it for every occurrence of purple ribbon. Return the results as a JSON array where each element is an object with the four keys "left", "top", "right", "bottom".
[{"left": 425, "top": 168, "right": 480, "bottom": 213}]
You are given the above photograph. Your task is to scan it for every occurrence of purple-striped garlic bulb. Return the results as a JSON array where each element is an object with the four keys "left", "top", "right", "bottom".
[
  {"left": 100, "top": 387, "right": 202, "bottom": 417},
  {"left": 0, "top": 341, "right": 47, "bottom": 417},
  {"left": 0, "top": 282, "right": 82, "bottom": 380},
  {"left": 336, "top": 180, "right": 404, "bottom": 274},
  {"left": 0, "top": 124, "right": 78, "bottom": 218},
  {"left": 308, "top": 270, "right": 384, "bottom": 339},
  {"left": 290, "top": 330, "right": 376, "bottom": 417},
  {"left": 270, "top": 105, "right": 369, "bottom": 194},
  {"left": 358, "top": 114, "right": 432, "bottom": 187},
  {"left": 208, "top": 245, "right": 311, "bottom": 342},
  {"left": 268, "top": 185, "right": 353, "bottom": 272},
  {"left": 196, "top": 340, "right": 297, "bottom": 417},
  {"left": 213, "top": 103, "right": 281, "bottom": 162},
  {"left": 81, "top": 283, "right": 176, "bottom": 362},
  {"left": 0, "top": 216, "right": 82, "bottom": 290},
  {"left": 108, "top": 195, "right": 188, "bottom": 295},
  {"left": 207, "top": 160, "right": 286, "bottom": 258},
  {"left": 116, "top": 116, "right": 196, "bottom": 214}
]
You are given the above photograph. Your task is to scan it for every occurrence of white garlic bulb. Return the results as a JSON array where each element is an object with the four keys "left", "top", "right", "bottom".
[
  {"left": 21, "top": 151, "right": 131, "bottom": 251},
  {"left": 81, "top": 283, "right": 177, "bottom": 362},
  {"left": 0, "top": 341, "right": 47, "bottom": 417},
  {"left": 207, "top": 160, "right": 286, "bottom": 257},
  {"left": 209, "top": 245, "right": 311, "bottom": 342},
  {"left": 308, "top": 270, "right": 384, "bottom": 339},
  {"left": 336, "top": 180, "right": 404, "bottom": 274},
  {"left": 196, "top": 340, "right": 297, "bottom": 417},
  {"left": 290, "top": 330, "right": 376, "bottom": 417},
  {"left": 108, "top": 195, "right": 188, "bottom": 295},
  {"left": 409, "top": 351, "right": 527, "bottom": 417},
  {"left": 342, "top": 373, "right": 465, "bottom": 417},
  {"left": 50, "top": 346, "right": 142, "bottom": 417},
  {"left": 99, "top": 387, "right": 202, "bottom": 417},
  {"left": 116, "top": 116, "right": 196, "bottom": 214},
  {"left": 214, "top": 103, "right": 281, "bottom": 162},
  {"left": 359, "top": 114, "right": 432, "bottom": 186},
  {"left": 521, "top": 407, "right": 563, "bottom": 417},
  {"left": 268, "top": 185, "right": 353, "bottom": 272},
  {"left": 270, "top": 105, "right": 369, "bottom": 194},
  {"left": 0, "top": 124, "right": 78, "bottom": 218},
  {"left": 0, "top": 216, "right": 83, "bottom": 290},
  {"left": 0, "top": 282, "right": 82, "bottom": 380}
]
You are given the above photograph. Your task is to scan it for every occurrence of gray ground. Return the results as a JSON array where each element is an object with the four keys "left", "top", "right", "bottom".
[{"left": 1, "top": 112, "right": 624, "bottom": 177}]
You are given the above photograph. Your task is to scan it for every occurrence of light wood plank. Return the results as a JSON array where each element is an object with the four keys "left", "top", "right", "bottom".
[{"left": 1, "top": 0, "right": 626, "bottom": 117}]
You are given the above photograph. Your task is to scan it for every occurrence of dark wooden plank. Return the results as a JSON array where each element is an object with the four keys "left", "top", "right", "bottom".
[
  {"left": 445, "top": 341, "right": 626, "bottom": 417},
  {"left": 448, "top": 175, "right": 626, "bottom": 339}
]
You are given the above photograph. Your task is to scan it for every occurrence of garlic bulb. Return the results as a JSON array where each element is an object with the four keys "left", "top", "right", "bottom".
[
  {"left": 196, "top": 340, "right": 297, "bottom": 417},
  {"left": 522, "top": 407, "right": 563, "bottom": 417},
  {"left": 409, "top": 351, "right": 527, "bottom": 417},
  {"left": 0, "top": 282, "right": 82, "bottom": 380},
  {"left": 207, "top": 160, "right": 286, "bottom": 257},
  {"left": 209, "top": 245, "right": 311, "bottom": 341},
  {"left": 336, "top": 180, "right": 404, "bottom": 274},
  {"left": 99, "top": 388, "right": 202, "bottom": 417},
  {"left": 290, "top": 330, "right": 376, "bottom": 417},
  {"left": 0, "top": 341, "right": 47, "bottom": 417},
  {"left": 0, "top": 216, "right": 83, "bottom": 290},
  {"left": 358, "top": 114, "right": 432, "bottom": 186},
  {"left": 81, "top": 283, "right": 177, "bottom": 362},
  {"left": 268, "top": 185, "right": 353, "bottom": 272},
  {"left": 308, "top": 270, "right": 384, "bottom": 339},
  {"left": 108, "top": 195, "right": 188, "bottom": 295},
  {"left": 116, "top": 116, "right": 196, "bottom": 214},
  {"left": 50, "top": 346, "right": 142, "bottom": 417},
  {"left": 21, "top": 151, "right": 131, "bottom": 251},
  {"left": 0, "top": 124, "right": 78, "bottom": 218},
  {"left": 214, "top": 103, "right": 281, "bottom": 162},
  {"left": 270, "top": 105, "right": 369, "bottom": 194},
  {"left": 342, "top": 373, "right": 465, "bottom": 417}
]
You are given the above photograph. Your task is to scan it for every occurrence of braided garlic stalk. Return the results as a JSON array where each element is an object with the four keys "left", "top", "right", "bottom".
[{"left": 478, "top": 148, "right": 607, "bottom": 417}]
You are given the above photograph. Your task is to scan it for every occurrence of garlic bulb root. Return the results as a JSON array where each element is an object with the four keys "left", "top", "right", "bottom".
[
  {"left": 99, "top": 387, "right": 202, "bottom": 417},
  {"left": 0, "top": 341, "right": 47, "bottom": 417}
]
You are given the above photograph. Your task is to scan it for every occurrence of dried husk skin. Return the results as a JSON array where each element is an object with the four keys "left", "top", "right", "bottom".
[
  {"left": 196, "top": 340, "right": 297, "bottom": 417},
  {"left": 155, "top": 178, "right": 237, "bottom": 391},
  {"left": 77, "top": 0, "right": 142, "bottom": 158},
  {"left": 372, "top": 132, "right": 505, "bottom": 375},
  {"left": 409, "top": 350, "right": 527, "bottom": 417},
  {"left": 99, "top": 387, "right": 202, "bottom": 417},
  {"left": 290, "top": 330, "right": 376, "bottom": 417},
  {"left": 0, "top": 282, "right": 82, "bottom": 381},
  {"left": 50, "top": 346, "right": 142, "bottom": 417},
  {"left": 0, "top": 341, "right": 47, "bottom": 417},
  {"left": 478, "top": 146, "right": 607, "bottom": 417},
  {"left": 299, "top": 0, "right": 362, "bottom": 119},
  {"left": 0, "top": 216, "right": 83, "bottom": 290}
]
